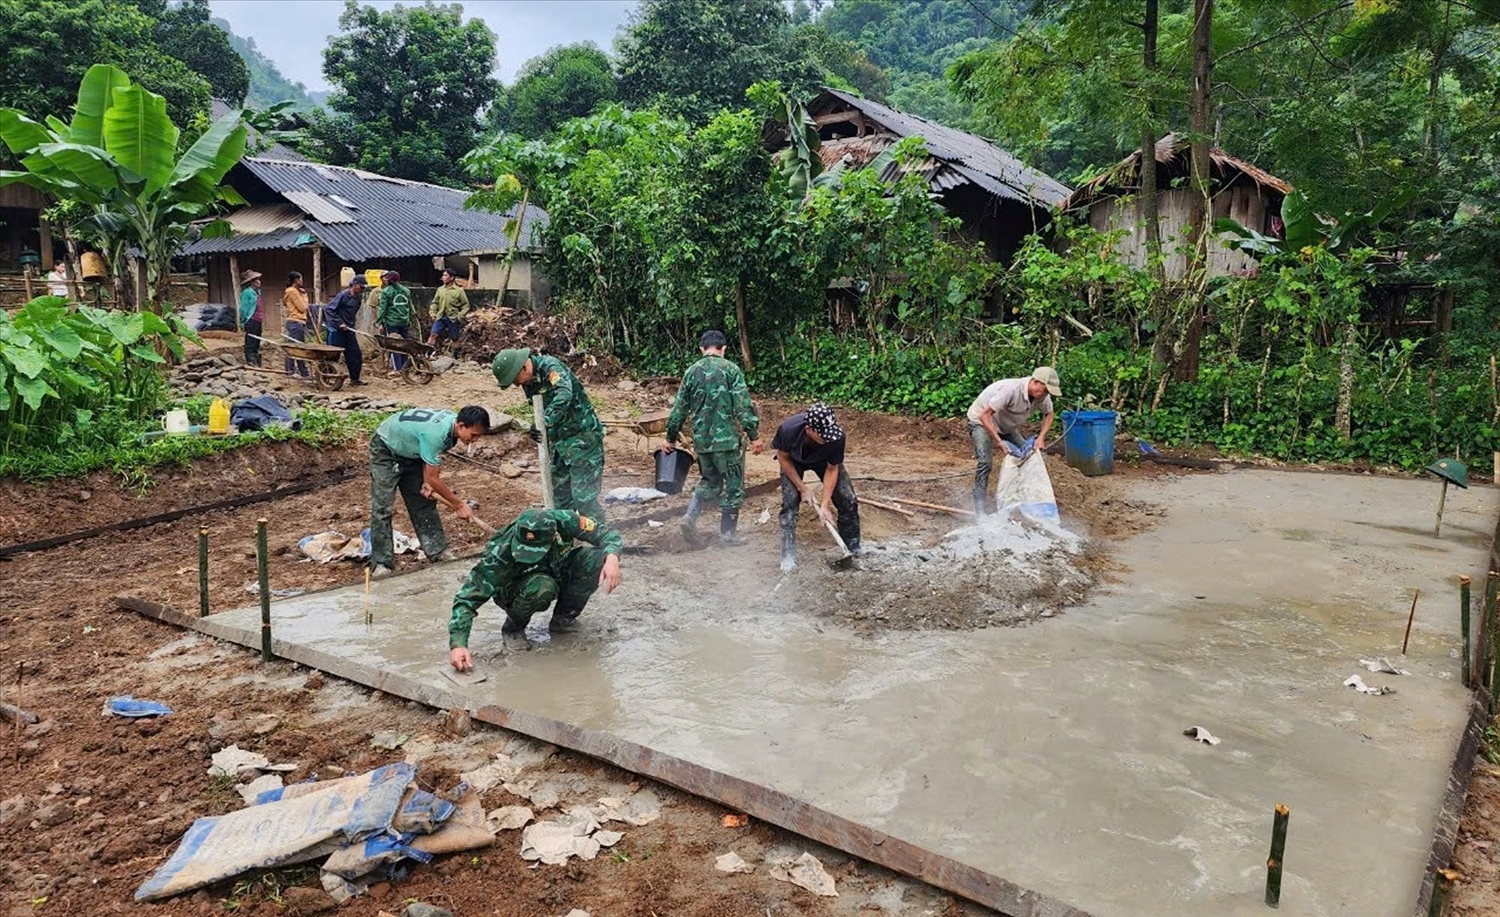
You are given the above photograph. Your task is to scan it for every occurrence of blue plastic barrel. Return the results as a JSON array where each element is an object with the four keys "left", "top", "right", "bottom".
[{"left": 1060, "top": 410, "right": 1117, "bottom": 476}]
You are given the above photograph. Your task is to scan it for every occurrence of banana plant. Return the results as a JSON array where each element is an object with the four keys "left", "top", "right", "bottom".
[
  {"left": 1215, "top": 188, "right": 1407, "bottom": 257},
  {"left": 0, "top": 64, "right": 249, "bottom": 311}
]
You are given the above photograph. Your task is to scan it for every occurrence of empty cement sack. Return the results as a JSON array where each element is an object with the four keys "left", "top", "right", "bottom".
[
  {"left": 995, "top": 452, "right": 1059, "bottom": 523},
  {"left": 769, "top": 852, "right": 837, "bottom": 897}
]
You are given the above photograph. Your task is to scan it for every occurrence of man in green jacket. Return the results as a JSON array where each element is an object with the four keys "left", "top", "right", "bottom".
[
  {"left": 491, "top": 348, "right": 606, "bottom": 524},
  {"left": 448, "top": 507, "right": 623, "bottom": 667},
  {"left": 427, "top": 268, "right": 469, "bottom": 353},
  {"left": 239, "top": 269, "right": 263, "bottom": 367},
  {"left": 368, "top": 405, "right": 490, "bottom": 577},
  {"left": 376, "top": 270, "right": 414, "bottom": 375},
  {"left": 662, "top": 330, "right": 761, "bottom": 545}
]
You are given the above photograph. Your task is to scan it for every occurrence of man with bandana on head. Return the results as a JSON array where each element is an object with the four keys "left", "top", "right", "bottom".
[{"left": 769, "top": 402, "right": 861, "bottom": 572}]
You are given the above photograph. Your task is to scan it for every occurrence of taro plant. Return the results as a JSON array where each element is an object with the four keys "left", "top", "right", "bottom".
[{"left": 0, "top": 64, "right": 249, "bottom": 311}]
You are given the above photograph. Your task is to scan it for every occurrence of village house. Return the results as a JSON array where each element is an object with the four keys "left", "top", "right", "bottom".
[
  {"left": 179, "top": 154, "right": 548, "bottom": 337},
  {"left": 1064, "top": 133, "right": 1291, "bottom": 280}
]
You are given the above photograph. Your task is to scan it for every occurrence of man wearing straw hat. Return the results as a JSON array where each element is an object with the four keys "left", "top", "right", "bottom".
[
  {"left": 238, "top": 269, "right": 263, "bottom": 367},
  {"left": 966, "top": 367, "right": 1060, "bottom": 517}
]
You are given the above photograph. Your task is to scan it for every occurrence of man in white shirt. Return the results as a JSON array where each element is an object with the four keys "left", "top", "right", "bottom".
[{"left": 966, "top": 366, "right": 1060, "bottom": 516}]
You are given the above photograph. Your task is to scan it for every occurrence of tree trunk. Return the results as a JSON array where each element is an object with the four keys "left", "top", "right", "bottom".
[
  {"left": 130, "top": 256, "right": 149, "bottom": 313},
  {"left": 734, "top": 279, "right": 754, "bottom": 370},
  {"left": 498, "top": 188, "right": 530, "bottom": 309},
  {"left": 229, "top": 254, "right": 242, "bottom": 331},
  {"left": 1177, "top": 0, "right": 1214, "bottom": 382},
  {"left": 1335, "top": 322, "right": 1356, "bottom": 441},
  {"left": 1140, "top": 0, "right": 1163, "bottom": 279}
]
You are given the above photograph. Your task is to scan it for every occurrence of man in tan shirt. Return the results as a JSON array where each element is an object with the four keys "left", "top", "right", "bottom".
[
  {"left": 282, "top": 271, "right": 310, "bottom": 377},
  {"left": 966, "top": 367, "right": 1059, "bottom": 516}
]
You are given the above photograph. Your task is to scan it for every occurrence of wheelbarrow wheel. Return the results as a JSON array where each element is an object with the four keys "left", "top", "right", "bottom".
[
  {"left": 314, "top": 363, "right": 345, "bottom": 392},
  {"left": 402, "top": 361, "right": 436, "bottom": 385}
]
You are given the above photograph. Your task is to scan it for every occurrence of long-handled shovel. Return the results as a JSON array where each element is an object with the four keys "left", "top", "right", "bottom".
[{"left": 818, "top": 511, "right": 855, "bottom": 569}]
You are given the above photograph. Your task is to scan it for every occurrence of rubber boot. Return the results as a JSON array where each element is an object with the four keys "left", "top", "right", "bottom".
[
  {"left": 548, "top": 596, "right": 589, "bottom": 633},
  {"left": 501, "top": 615, "right": 530, "bottom": 651},
  {"left": 720, "top": 510, "right": 747, "bottom": 546},
  {"left": 681, "top": 492, "right": 705, "bottom": 544},
  {"left": 779, "top": 529, "right": 797, "bottom": 572}
]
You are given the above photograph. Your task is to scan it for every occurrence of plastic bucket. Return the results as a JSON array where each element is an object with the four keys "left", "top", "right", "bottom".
[
  {"left": 1060, "top": 410, "right": 1117, "bottom": 476},
  {"left": 162, "top": 409, "right": 190, "bottom": 435},
  {"left": 653, "top": 447, "right": 695, "bottom": 495}
]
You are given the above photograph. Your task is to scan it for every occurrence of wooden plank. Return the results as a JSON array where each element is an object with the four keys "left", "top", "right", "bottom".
[
  {"left": 0, "top": 471, "right": 355, "bottom": 558},
  {"left": 114, "top": 594, "right": 1099, "bottom": 917}
]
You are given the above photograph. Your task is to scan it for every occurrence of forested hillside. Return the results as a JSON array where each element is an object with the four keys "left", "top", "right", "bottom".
[{"left": 213, "top": 17, "right": 319, "bottom": 110}]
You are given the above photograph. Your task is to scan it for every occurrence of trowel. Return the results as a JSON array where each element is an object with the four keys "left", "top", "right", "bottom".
[{"left": 819, "top": 513, "right": 855, "bottom": 570}]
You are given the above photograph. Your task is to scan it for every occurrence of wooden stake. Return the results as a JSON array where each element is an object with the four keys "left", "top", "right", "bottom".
[
  {"left": 1429, "top": 868, "right": 1458, "bottom": 917},
  {"left": 1434, "top": 479, "right": 1450, "bottom": 537},
  {"left": 363, "top": 566, "right": 373, "bottom": 626},
  {"left": 1489, "top": 572, "right": 1500, "bottom": 711},
  {"left": 1265, "top": 803, "right": 1290, "bottom": 908},
  {"left": 198, "top": 527, "right": 210, "bottom": 618},
  {"left": 1485, "top": 573, "right": 1500, "bottom": 692},
  {"left": 1460, "top": 575, "right": 1472, "bottom": 687},
  {"left": 533, "top": 393, "right": 555, "bottom": 509},
  {"left": 1401, "top": 588, "right": 1420, "bottom": 656},
  {"left": 889, "top": 497, "right": 974, "bottom": 517},
  {"left": 229, "top": 254, "right": 242, "bottom": 332},
  {"left": 257, "top": 518, "right": 272, "bottom": 662}
]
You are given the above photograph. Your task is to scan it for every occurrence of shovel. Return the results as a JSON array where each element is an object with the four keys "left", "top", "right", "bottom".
[{"left": 818, "top": 510, "right": 855, "bottom": 569}]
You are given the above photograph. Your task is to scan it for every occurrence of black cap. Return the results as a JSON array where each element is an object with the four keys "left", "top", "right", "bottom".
[{"left": 700, "top": 330, "right": 727, "bottom": 349}]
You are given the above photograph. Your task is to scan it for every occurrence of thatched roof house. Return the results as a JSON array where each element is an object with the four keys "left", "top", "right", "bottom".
[{"left": 1064, "top": 133, "right": 1291, "bottom": 280}]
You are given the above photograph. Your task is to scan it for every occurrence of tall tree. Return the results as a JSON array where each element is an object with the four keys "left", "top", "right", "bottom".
[
  {"left": 309, "top": 0, "right": 499, "bottom": 184},
  {"left": 150, "top": 0, "right": 250, "bottom": 104},
  {"left": 616, "top": 0, "right": 825, "bottom": 120},
  {"left": 494, "top": 43, "right": 617, "bottom": 138}
]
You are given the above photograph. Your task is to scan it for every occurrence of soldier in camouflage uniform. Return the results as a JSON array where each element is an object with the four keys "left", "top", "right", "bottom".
[
  {"left": 662, "top": 330, "right": 761, "bottom": 545},
  {"left": 491, "top": 348, "right": 606, "bottom": 524},
  {"left": 448, "top": 507, "right": 623, "bottom": 669}
]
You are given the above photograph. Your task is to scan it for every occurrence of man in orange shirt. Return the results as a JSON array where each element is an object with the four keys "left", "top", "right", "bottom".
[{"left": 282, "top": 271, "right": 311, "bottom": 378}]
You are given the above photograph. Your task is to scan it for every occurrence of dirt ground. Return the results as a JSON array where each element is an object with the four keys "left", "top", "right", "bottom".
[
  {"left": 1450, "top": 758, "right": 1500, "bottom": 916},
  {"left": 2, "top": 345, "right": 1483, "bottom": 917}
]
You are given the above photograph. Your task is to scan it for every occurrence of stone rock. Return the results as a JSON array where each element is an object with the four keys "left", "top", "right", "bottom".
[
  {"left": 500, "top": 462, "right": 524, "bottom": 479},
  {"left": 0, "top": 795, "right": 30, "bottom": 826},
  {"left": 303, "top": 673, "right": 324, "bottom": 690},
  {"left": 252, "top": 715, "right": 281, "bottom": 736},
  {"left": 444, "top": 708, "right": 471, "bottom": 737},
  {"left": 282, "top": 885, "right": 337, "bottom": 915},
  {"left": 769, "top": 852, "right": 837, "bottom": 897},
  {"left": 401, "top": 904, "right": 454, "bottom": 917},
  {"left": 616, "top": 380, "right": 638, "bottom": 392},
  {"left": 487, "top": 412, "right": 517, "bottom": 432},
  {"left": 32, "top": 803, "right": 69, "bottom": 827}
]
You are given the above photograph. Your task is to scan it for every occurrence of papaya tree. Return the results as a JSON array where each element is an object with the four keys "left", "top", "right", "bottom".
[{"left": 0, "top": 63, "right": 249, "bottom": 311}]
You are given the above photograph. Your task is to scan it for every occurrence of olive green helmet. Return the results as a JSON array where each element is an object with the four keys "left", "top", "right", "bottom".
[{"left": 491, "top": 348, "right": 531, "bottom": 387}]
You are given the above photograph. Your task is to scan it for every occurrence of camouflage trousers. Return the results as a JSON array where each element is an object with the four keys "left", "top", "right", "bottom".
[
  {"left": 551, "top": 433, "right": 605, "bottom": 524},
  {"left": 492, "top": 545, "right": 608, "bottom": 631},
  {"left": 693, "top": 448, "right": 746, "bottom": 511}
]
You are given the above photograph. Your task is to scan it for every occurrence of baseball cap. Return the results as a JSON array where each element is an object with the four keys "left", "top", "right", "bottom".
[
  {"left": 805, "top": 402, "right": 844, "bottom": 442},
  {"left": 1031, "top": 366, "right": 1062, "bottom": 397},
  {"left": 349, "top": 275, "right": 366, "bottom": 287},
  {"left": 509, "top": 509, "right": 556, "bottom": 563},
  {"left": 699, "top": 330, "right": 727, "bottom": 349},
  {"left": 381, "top": 270, "right": 400, "bottom": 282},
  {"left": 491, "top": 348, "right": 531, "bottom": 387}
]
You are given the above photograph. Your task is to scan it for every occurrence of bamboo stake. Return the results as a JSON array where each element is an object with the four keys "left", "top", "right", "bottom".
[
  {"left": 1265, "top": 804, "right": 1290, "bottom": 908},
  {"left": 533, "top": 393, "right": 555, "bottom": 509},
  {"left": 1434, "top": 479, "right": 1450, "bottom": 537},
  {"left": 257, "top": 518, "right": 272, "bottom": 662},
  {"left": 198, "top": 528, "right": 209, "bottom": 618},
  {"left": 1460, "top": 575, "right": 1472, "bottom": 687},
  {"left": 1485, "top": 573, "right": 1499, "bottom": 692},
  {"left": 861, "top": 498, "right": 917, "bottom": 518},
  {"left": 1401, "top": 588, "right": 1420, "bottom": 656},
  {"left": 1429, "top": 868, "right": 1458, "bottom": 917},
  {"left": 363, "top": 567, "right": 373, "bottom": 626},
  {"left": 889, "top": 497, "right": 974, "bottom": 517},
  {"left": 1490, "top": 572, "right": 1500, "bottom": 711}
]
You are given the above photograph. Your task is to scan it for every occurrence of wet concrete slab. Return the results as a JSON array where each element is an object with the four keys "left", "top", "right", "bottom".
[{"left": 211, "top": 469, "right": 1497, "bottom": 917}]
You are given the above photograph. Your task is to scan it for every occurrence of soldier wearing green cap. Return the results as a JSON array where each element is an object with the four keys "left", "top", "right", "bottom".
[
  {"left": 661, "top": 330, "right": 761, "bottom": 545},
  {"left": 491, "top": 348, "right": 607, "bottom": 524},
  {"left": 448, "top": 508, "right": 623, "bottom": 670}
]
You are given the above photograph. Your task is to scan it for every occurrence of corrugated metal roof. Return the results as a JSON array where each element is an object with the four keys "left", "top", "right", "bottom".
[
  {"left": 181, "top": 156, "right": 549, "bottom": 260},
  {"left": 226, "top": 203, "right": 303, "bottom": 234},
  {"left": 1064, "top": 132, "right": 1291, "bottom": 210},
  {"left": 282, "top": 190, "right": 355, "bottom": 224},
  {"left": 815, "top": 89, "right": 1071, "bottom": 208}
]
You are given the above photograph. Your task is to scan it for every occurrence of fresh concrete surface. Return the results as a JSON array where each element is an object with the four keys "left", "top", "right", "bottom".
[{"left": 221, "top": 469, "right": 1497, "bottom": 916}]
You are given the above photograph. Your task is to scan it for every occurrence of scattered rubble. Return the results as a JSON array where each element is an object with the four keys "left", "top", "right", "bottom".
[
  {"left": 716, "top": 851, "right": 754, "bottom": 874},
  {"left": 769, "top": 851, "right": 838, "bottom": 897}
]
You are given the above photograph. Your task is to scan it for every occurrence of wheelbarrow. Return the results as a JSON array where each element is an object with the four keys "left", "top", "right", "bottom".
[
  {"left": 355, "top": 329, "right": 438, "bottom": 385},
  {"left": 245, "top": 334, "right": 348, "bottom": 391},
  {"left": 600, "top": 408, "right": 687, "bottom": 452}
]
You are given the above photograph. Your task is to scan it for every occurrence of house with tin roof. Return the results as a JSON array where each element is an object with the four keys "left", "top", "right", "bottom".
[{"left": 180, "top": 155, "right": 548, "bottom": 334}]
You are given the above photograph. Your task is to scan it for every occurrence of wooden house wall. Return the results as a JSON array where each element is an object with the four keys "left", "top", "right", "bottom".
[{"left": 1087, "top": 185, "right": 1272, "bottom": 280}]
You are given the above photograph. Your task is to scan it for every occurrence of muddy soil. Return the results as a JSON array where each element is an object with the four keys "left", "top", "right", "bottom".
[{"left": 1450, "top": 759, "right": 1500, "bottom": 917}]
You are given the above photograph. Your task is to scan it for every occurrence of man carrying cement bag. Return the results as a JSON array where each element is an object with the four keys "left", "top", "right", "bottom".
[
  {"left": 967, "top": 367, "right": 1059, "bottom": 517},
  {"left": 369, "top": 405, "right": 490, "bottom": 578},
  {"left": 771, "top": 402, "right": 860, "bottom": 572},
  {"left": 448, "top": 507, "right": 623, "bottom": 667}
]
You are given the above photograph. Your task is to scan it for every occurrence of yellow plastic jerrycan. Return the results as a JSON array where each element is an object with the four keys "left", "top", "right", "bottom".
[{"left": 208, "top": 397, "right": 231, "bottom": 434}]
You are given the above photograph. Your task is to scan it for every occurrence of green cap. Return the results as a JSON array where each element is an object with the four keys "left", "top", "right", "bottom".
[
  {"left": 509, "top": 509, "right": 556, "bottom": 563},
  {"left": 491, "top": 348, "right": 531, "bottom": 387}
]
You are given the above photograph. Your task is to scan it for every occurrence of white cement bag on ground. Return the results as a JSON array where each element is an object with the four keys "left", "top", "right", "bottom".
[
  {"left": 994, "top": 453, "right": 1059, "bottom": 523},
  {"left": 135, "top": 763, "right": 417, "bottom": 901}
]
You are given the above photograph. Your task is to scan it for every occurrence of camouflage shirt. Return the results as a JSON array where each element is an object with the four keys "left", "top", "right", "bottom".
[
  {"left": 521, "top": 354, "right": 603, "bottom": 448},
  {"left": 666, "top": 354, "right": 759, "bottom": 454},
  {"left": 449, "top": 509, "right": 622, "bottom": 648}
]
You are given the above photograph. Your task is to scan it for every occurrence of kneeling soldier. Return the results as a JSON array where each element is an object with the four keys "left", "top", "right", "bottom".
[{"left": 448, "top": 508, "right": 623, "bottom": 670}]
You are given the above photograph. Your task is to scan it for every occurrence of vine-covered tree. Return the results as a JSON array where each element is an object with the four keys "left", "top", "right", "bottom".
[
  {"left": 308, "top": 0, "right": 499, "bottom": 184},
  {"left": 493, "top": 43, "right": 618, "bottom": 139}
]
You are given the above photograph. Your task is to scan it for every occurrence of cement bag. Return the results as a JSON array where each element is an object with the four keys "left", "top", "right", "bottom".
[
  {"left": 135, "top": 763, "right": 416, "bottom": 901},
  {"left": 994, "top": 452, "right": 1059, "bottom": 523}
]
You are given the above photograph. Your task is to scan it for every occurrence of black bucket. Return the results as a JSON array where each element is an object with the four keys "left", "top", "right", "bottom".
[{"left": 653, "top": 447, "right": 694, "bottom": 495}]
